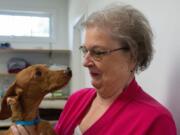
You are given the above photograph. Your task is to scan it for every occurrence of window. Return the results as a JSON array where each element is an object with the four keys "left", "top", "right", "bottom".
[{"left": 0, "top": 10, "right": 53, "bottom": 42}]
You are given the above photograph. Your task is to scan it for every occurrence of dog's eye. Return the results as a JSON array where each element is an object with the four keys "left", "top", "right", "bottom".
[{"left": 35, "top": 70, "right": 42, "bottom": 77}]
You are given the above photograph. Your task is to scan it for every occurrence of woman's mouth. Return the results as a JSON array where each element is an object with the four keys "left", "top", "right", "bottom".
[{"left": 90, "top": 72, "right": 100, "bottom": 78}]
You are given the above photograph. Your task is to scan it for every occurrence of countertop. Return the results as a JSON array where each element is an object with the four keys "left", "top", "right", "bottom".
[
  {"left": 40, "top": 99, "right": 67, "bottom": 109},
  {"left": 0, "top": 98, "right": 67, "bottom": 110}
]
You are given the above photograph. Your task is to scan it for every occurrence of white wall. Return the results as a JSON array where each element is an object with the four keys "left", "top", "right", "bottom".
[
  {"left": 0, "top": 0, "right": 69, "bottom": 50},
  {"left": 68, "top": 0, "right": 180, "bottom": 133}
]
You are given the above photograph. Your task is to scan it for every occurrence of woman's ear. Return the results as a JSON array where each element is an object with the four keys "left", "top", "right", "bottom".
[
  {"left": 0, "top": 82, "right": 16, "bottom": 120},
  {"left": 129, "top": 58, "right": 137, "bottom": 73}
]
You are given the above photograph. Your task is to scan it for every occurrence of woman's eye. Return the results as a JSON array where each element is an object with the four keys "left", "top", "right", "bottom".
[{"left": 94, "top": 51, "right": 106, "bottom": 55}]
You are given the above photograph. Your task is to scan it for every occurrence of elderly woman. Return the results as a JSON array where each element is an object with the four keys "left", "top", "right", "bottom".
[
  {"left": 11, "top": 3, "right": 176, "bottom": 135},
  {"left": 54, "top": 4, "right": 177, "bottom": 135}
]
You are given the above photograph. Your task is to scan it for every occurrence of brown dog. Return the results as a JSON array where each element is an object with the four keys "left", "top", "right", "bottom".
[{"left": 0, "top": 64, "right": 72, "bottom": 135}]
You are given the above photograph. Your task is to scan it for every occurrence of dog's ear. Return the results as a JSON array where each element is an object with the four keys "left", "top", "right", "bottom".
[{"left": 0, "top": 82, "right": 16, "bottom": 120}]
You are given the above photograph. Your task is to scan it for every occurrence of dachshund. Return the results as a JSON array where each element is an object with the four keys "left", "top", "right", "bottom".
[{"left": 0, "top": 64, "right": 72, "bottom": 135}]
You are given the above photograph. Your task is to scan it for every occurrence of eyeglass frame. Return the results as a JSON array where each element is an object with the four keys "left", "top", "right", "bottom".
[{"left": 79, "top": 45, "right": 129, "bottom": 61}]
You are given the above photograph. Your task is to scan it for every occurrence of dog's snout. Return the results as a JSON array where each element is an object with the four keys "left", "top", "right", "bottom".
[{"left": 65, "top": 67, "right": 72, "bottom": 76}]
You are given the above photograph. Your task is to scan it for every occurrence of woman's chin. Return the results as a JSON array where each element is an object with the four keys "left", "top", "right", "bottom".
[{"left": 91, "top": 80, "right": 101, "bottom": 89}]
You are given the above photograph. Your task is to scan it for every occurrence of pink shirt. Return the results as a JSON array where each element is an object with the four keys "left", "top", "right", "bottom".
[{"left": 54, "top": 79, "right": 177, "bottom": 135}]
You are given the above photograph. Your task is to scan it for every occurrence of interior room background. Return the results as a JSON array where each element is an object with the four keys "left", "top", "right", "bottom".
[{"left": 0, "top": 0, "right": 179, "bottom": 134}]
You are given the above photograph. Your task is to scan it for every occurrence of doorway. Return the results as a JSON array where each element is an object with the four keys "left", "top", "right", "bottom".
[{"left": 71, "top": 15, "right": 86, "bottom": 92}]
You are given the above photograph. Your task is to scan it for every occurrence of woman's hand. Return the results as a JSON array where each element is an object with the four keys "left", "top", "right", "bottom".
[{"left": 10, "top": 124, "right": 39, "bottom": 135}]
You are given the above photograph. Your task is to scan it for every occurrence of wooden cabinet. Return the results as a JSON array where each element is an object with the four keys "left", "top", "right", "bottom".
[{"left": 0, "top": 99, "right": 66, "bottom": 129}]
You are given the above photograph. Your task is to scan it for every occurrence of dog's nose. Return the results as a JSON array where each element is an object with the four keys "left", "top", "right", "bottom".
[{"left": 66, "top": 67, "right": 72, "bottom": 76}]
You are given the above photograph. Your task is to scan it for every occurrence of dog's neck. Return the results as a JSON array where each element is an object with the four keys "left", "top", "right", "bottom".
[
  {"left": 11, "top": 94, "right": 45, "bottom": 122},
  {"left": 22, "top": 96, "right": 44, "bottom": 120}
]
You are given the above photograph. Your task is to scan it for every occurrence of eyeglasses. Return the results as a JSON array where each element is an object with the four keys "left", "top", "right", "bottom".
[{"left": 79, "top": 45, "right": 129, "bottom": 61}]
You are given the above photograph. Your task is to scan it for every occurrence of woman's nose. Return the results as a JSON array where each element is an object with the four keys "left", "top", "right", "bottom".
[{"left": 83, "top": 52, "right": 94, "bottom": 67}]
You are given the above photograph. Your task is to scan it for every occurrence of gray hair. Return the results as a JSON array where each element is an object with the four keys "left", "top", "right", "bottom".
[{"left": 83, "top": 4, "right": 154, "bottom": 72}]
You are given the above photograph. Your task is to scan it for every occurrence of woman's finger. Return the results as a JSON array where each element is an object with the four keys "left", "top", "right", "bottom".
[
  {"left": 10, "top": 125, "right": 21, "bottom": 135},
  {"left": 10, "top": 124, "right": 38, "bottom": 135},
  {"left": 24, "top": 125, "right": 38, "bottom": 135},
  {"left": 16, "top": 125, "right": 29, "bottom": 135}
]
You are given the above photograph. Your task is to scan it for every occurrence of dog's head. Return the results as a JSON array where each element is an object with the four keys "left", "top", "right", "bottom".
[{"left": 0, "top": 64, "right": 72, "bottom": 120}]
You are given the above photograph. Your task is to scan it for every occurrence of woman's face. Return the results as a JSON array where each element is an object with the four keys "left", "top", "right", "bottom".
[{"left": 83, "top": 27, "right": 135, "bottom": 98}]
